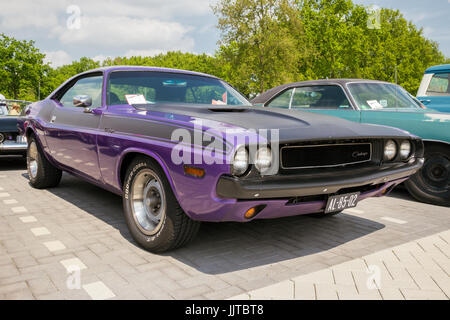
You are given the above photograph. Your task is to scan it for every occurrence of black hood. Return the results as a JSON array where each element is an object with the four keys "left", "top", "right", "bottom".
[
  {"left": 0, "top": 116, "right": 20, "bottom": 133},
  {"left": 136, "top": 104, "right": 413, "bottom": 143}
]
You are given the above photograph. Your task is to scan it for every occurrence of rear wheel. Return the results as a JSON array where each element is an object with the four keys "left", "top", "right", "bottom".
[
  {"left": 27, "top": 136, "right": 62, "bottom": 189},
  {"left": 122, "top": 156, "right": 200, "bottom": 252},
  {"left": 405, "top": 144, "right": 450, "bottom": 206}
]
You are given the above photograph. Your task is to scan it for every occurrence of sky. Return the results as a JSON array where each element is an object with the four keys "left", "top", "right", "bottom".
[{"left": 0, "top": 0, "right": 449, "bottom": 68}]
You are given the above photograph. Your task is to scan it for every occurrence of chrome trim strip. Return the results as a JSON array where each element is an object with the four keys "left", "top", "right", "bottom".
[
  {"left": 0, "top": 141, "right": 28, "bottom": 151},
  {"left": 280, "top": 142, "right": 373, "bottom": 169}
]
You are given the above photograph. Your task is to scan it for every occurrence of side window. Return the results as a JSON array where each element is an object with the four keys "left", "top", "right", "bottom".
[
  {"left": 59, "top": 75, "right": 103, "bottom": 108},
  {"left": 267, "top": 88, "right": 294, "bottom": 108},
  {"left": 426, "top": 73, "right": 450, "bottom": 96},
  {"left": 292, "top": 86, "right": 351, "bottom": 109},
  {"left": 0, "top": 105, "right": 8, "bottom": 116}
]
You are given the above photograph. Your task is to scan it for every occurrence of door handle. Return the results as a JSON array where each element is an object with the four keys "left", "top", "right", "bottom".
[{"left": 104, "top": 128, "right": 115, "bottom": 134}]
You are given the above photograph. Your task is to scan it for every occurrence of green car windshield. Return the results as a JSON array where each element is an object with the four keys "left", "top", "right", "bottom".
[{"left": 347, "top": 82, "right": 421, "bottom": 110}]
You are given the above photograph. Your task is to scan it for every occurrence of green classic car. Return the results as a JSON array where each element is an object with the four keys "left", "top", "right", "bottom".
[{"left": 252, "top": 79, "right": 450, "bottom": 206}]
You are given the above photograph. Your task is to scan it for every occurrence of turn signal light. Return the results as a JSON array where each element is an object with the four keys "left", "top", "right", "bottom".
[
  {"left": 244, "top": 205, "right": 266, "bottom": 219},
  {"left": 183, "top": 166, "right": 205, "bottom": 178}
]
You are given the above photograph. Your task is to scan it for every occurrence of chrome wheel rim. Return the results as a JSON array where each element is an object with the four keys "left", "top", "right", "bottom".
[
  {"left": 130, "top": 169, "right": 166, "bottom": 235},
  {"left": 28, "top": 141, "right": 38, "bottom": 179}
]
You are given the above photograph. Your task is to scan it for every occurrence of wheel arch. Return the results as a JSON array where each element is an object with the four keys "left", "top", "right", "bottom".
[
  {"left": 423, "top": 139, "right": 450, "bottom": 150},
  {"left": 117, "top": 149, "right": 177, "bottom": 194},
  {"left": 25, "top": 126, "right": 35, "bottom": 139}
]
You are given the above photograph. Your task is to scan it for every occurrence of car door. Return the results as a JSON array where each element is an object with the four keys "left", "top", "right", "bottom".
[
  {"left": 417, "top": 72, "right": 450, "bottom": 112},
  {"left": 267, "top": 85, "right": 361, "bottom": 122},
  {"left": 45, "top": 73, "right": 104, "bottom": 181}
]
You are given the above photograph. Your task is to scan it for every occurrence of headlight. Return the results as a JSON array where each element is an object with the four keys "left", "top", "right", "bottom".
[
  {"left": 0, "top": 133, "right": 4, "bottom": 144},
  {"left": 399, "top": 141, "right": 411, "bottom": 159},
  {"left": 255, "top": 147, "right": 272, "bottom": 172},
  {"left": 231, "top": 146, "right": 248, "bottom": 176},
  {"left": 384, "top": 140, "right": 397, "bottom": 161}
]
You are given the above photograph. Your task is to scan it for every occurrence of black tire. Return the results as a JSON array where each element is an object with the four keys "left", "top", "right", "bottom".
[
  {"left": 27, "top": 135, "right": 62, "bottom": 189},
  {"left": 405, "top": 144, "right": 450, "bottom": 207},
  {"left": 122, "top": 156, "right": 200, "bottom": 252}
]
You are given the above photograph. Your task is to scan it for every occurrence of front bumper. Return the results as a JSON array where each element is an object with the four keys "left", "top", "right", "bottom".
[
  {"left": 216, "top": 177, "right": 408, "bottom": 222},
  {"left": 216, "top": 158, "right": 424, "bottom": 200}
]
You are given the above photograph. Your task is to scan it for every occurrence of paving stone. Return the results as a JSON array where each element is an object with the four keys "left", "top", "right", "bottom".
[
  {"left": 249, "top": 280, "right": 294, "bottom": 300},
  {"left": 294, "top": 282, "right": 316, "bottom": 300},
  {"left": 83, "top": 281, "right": 116, "bottom": 300},
  {"left": 0, "top": 264, "right": 20, "bottom": 278},
  {"left": 43, "top": 241, "right": 66, "bottom": 252},
  {"left": 314, "top": 284, "right": 338, "bottom": 300},
  {"left": 401, "top": 288, "right": 448, "bottom": 300},
  {"left": 27, "top": 276, "right": 58, "bottom": 296}
]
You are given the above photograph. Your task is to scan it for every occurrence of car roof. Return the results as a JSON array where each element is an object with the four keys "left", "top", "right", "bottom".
[
  {"left": 424, "top": 64, "right": 450, "bottom": 74},
  {"left": 251, "top": 78, "right": 393, "bottom": 104},
  {"left": 79, "top": 66, "right": 220, "bottom": 80}
]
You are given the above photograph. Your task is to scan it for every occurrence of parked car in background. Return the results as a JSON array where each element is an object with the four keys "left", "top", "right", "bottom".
[
  {"left": 252, "top": 79, "right": 450, "bottom": 206},
  {"left": 0, "top": 95, "right": 28, "bottom": 157},
  {"left": 22, "top": 67, "right": 423, "bottom": 252},
  {"left": 417, "top": 64, "right": 450, "bottom": 113}
]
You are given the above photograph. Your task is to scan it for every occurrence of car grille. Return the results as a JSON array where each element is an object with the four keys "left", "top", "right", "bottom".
[{"left": 281, "top": 142, "right": 372, "bottom": 169}]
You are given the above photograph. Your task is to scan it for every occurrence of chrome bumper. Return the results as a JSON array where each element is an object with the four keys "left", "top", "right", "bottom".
[{"left": 0, "top": 138, "right": 27, "bottom": 152}]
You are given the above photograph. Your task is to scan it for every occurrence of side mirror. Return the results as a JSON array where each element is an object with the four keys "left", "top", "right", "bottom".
[{"left": 73, "top": 95, "right": 92, "bottom": 108}]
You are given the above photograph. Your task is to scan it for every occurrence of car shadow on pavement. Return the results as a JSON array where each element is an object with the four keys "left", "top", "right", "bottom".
[
  {"left": 0, "top": 156, "right": 26, "bottom": 171},
  {"left": 386, "top": 186, "right": 417, "bottom": 202},
  {"left": 19, "top": 169, "right": 385, "bottom": 275},
  {"left": 172, "top": 214, "right": 384, "bottom": 274}
]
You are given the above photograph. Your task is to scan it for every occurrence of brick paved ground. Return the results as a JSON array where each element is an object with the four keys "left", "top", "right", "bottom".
[
  {"left": 230, "top": 230, "right": 450, "bottom": 300},
  {"left": 0, "top": 156, "right": 449, "bottom": 300}
]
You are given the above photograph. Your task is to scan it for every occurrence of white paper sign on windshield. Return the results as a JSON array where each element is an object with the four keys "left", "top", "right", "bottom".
[
  {"left": 366, "top": 100, "right": 384, "bottom": 109},
  {"left": 125, "top": 94, "right": 147, "bottom": 105}
]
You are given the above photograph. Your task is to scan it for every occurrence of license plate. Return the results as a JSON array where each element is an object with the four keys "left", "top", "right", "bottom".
[{"left": 325, "top": 192, "right": 360, "bottom": 213}]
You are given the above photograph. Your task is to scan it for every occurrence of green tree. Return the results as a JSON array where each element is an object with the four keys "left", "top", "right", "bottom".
[
  {"left": 213, "top": 0, "right": 309, "bottom": 97},
  {"left": 40, "top": 57, "right": 101, "bottom": 98},
  {"left": 102, "top": 51, "right": 224, "bottom": 78},
  {"left": 0, "top": 33, "right": 47, "bottom": 100},
  {"left": 292, "top": 0, "right": 446, "bottom": 93}
]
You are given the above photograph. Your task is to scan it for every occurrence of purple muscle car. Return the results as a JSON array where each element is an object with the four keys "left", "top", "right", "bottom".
[{"left": 22, "top": 66, "right": 424, "bottom": 252}]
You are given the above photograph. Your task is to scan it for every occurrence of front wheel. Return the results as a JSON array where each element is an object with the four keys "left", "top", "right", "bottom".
[
  {"left": 27, "top": 136, "right": 62, "bottom": 189},
  {"left": 405, "top": 144, "right": 450, "bottom": 207},
  {"left": 122, "top": 156, "right": 200, "bottom": 252}
]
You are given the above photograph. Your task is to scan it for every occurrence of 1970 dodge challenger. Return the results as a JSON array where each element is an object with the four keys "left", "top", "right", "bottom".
[
  {"left": 252, "top": 79, "right": 450, "bottom": 207},
  {"left": 22, "top": 66, "right": 424, "bottom": 252}
]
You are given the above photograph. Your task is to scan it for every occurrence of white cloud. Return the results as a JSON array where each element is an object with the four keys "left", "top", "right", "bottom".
[
  {"left": 124, "top": 49, "right": 166, "bottom": 58},
  {"left": 52, "top": 15, "right": 195, "bottom": 53},
  {"left": 43, "top": 50, "right": 72, "bottom": 67},
  {"left": 0, "top": 0, "right": 218, "bottom": 60},
  {"left": 0, "top": 1, "right": 63, "bottom": 30},
  {"left": 92, "top": 54, "right": 112, "bottom": 64}
]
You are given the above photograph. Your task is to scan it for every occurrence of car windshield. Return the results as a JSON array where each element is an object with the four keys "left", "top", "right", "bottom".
[
  {"left": 347, "top": 83, "right": 421, "bottom": 110},
  {"left": 107, "top": 71, "right": 251, "bottom": 107}
]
